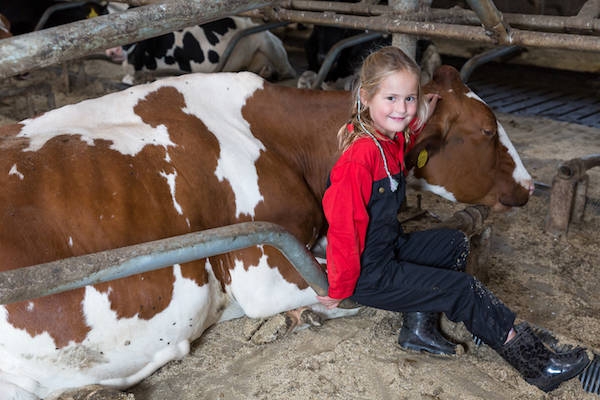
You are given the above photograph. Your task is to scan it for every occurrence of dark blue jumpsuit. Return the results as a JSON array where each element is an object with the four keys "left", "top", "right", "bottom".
[{"left": 323, "top": 135, "right": 515, "bottom": 349}]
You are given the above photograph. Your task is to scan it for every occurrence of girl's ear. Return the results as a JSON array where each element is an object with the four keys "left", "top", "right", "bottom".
[{"left": 359, "top": 87, "right": 369, "bottom": 108}]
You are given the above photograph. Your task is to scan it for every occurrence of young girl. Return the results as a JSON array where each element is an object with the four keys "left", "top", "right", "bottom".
[{"left": 317, "top": 46, "right": 589, "bottom": 393}]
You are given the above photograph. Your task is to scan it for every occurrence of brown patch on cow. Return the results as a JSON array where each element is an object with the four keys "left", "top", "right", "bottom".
[
  {"left": 0, "top": 13, "right": 11, "bottom": 40},
  {"left": 263, "top": 245, "right": 309, "bottom": 290},
  {"left": 6, "top": 290, "right": 90, "bottom": 348}
]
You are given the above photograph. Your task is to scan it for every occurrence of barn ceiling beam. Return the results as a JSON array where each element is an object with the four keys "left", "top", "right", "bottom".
[
  {"left": 0, "top": 0, "right": 273, "bottom": 80},
  {"left": 269, "top": 2, "right": 600, "bottom": 35},
  {"left": 258, "top": 8, "right": 600, "bottom": 52}
]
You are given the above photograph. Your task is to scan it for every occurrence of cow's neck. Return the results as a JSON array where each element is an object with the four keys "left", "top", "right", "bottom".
[{"left": 244, "top": 85, "right": 351, "bottom": 200}]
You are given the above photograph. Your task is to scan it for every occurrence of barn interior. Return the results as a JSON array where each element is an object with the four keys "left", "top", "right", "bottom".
[{"left": 0, "top": 1, "right": 599, "bottom": 399}]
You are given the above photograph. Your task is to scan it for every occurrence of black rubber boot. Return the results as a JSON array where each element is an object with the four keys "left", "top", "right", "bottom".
[
  {"left": 397, "top": 312, "right": 457, "bottom": 355},
  {"left": 496, "top": 322, "right": 590, "bottom": 392}
]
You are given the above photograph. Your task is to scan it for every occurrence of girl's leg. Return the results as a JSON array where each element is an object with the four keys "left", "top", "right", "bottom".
[{"left": 352, "top": 261, "right": 514, "bottom": 347}]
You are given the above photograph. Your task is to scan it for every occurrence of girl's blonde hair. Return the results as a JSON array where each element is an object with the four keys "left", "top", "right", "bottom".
[{"left": 338, "top": 46, "right": 428, "bottom": 151}]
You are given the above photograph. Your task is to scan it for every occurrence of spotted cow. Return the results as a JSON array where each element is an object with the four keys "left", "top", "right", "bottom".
[
  {"left": 106, "top": 16, "right": 297, "bottom": 84},
  {"left": 0, "top": 66, "right": 532, "bottom": 399}
]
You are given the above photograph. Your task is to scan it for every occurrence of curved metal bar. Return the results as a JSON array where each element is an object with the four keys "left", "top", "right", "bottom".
[
  {"left": 311, "top": 31, "right": 383, "bottom": 90},
  {"left": 34, "top": 1, "right": 88, "bottom": 31},
  {"left": 0, "top": 221, "right": 346, "bottom": 306},
  {"left": 215, "top": 21, "right": 290, "bottom": 72},
  {"left": 464, "top": 0, "right": 512, "bottom": 44},
  {"left": 460, "top": 45, "right": 522, "bottom": 82}
]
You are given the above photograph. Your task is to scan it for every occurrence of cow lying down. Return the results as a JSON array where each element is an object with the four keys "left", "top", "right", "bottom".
[
  {"left": 106, "top": 16, "right": 297, "bottom": 84},
  {"left": 0, "top": 66, "right": 532, "bottom": 399}
]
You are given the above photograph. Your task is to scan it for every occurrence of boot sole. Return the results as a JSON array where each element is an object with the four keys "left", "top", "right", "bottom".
[{"left": 398, "top": 341, "right": 456, "bottom": 356}]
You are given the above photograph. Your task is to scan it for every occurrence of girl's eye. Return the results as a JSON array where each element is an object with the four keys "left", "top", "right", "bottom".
[
  {"left": 406, "top": 96, "right": 416, "bottom": 102},
  {"left": 386, "top": 96, "right": 396, "bottom": 101}
]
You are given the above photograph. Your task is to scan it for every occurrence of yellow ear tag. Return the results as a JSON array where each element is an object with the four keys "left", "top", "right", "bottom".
[
  {"left": 417, "top": 149, "right": 428, "bottom": 168},
  {"left": 87, "top": 8, "right": 99, "bottom": 18}
]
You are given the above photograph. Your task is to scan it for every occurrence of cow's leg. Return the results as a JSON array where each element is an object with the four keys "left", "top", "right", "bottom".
[{"left": 47, "top": 385, "right": 133, "bottom": 400}]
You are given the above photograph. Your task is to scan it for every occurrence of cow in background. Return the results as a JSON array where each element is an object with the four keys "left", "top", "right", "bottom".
[
  {"left": 0, "top": 66, "right": 532, "bottom": 399},
  {"left": 106, "top": 15, "right": 297, "bottom": 84}
]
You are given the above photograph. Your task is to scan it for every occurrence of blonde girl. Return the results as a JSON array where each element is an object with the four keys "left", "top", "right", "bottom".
[{"left": 318, "top": 46, "right": 589, "bottom": 393}]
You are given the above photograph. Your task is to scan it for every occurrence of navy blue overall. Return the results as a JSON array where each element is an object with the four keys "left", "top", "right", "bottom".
[{"left": 347, "top": 171, "right": 516, "bottom": 349}]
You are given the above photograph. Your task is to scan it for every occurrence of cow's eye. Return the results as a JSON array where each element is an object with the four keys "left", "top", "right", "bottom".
[{"left": 482, "top": 129, "right": 495, "bottom": 136}]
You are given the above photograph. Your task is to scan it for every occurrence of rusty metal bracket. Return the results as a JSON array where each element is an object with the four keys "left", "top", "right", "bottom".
[{"left": 545, "top": 154, "right": 600, "bottom": 236}]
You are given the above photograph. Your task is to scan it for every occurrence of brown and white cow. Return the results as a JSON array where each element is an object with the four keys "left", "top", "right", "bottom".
[{"left": 0, "top": 66, "right": 532, "bottom": 399}]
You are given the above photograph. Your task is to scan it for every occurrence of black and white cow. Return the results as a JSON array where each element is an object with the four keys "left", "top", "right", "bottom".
[{"left": 106, "top": 16, "right": 297, "bottom": 84}]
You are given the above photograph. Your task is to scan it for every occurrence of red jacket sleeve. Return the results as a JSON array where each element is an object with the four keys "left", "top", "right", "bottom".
[{"left": 322, "top": 160, "right": 373, "bottom": 299}]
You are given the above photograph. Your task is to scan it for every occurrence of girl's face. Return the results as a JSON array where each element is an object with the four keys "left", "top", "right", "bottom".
[{"left": 362, "top": 69, "right": 419, "bottom": 139}]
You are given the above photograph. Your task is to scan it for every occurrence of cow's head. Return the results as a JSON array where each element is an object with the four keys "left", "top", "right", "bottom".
[{"left": 406, "top": 66, "right": 533, "bottom": 211}]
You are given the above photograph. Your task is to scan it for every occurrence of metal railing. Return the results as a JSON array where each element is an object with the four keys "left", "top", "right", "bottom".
[{"left": 0, "top": 221, "right": 354, "bottom": 307}]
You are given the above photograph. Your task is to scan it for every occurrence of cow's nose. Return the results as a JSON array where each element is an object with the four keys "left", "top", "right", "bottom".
[{"left": 526, "top": 179, "right": 535, "bottom": 196}]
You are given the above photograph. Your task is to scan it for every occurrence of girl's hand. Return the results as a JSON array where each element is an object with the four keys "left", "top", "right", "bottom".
[
  {"left": 316, "top": 295, "right": 343, "bottom": 309},
  {"left": 424, "top": 93, "right": 441, "bottom": 122}
]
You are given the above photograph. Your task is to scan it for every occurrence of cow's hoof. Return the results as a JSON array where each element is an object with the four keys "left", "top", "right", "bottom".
[
  {"left": 300, "top": 308, "right": 323, "bottom": 327},
  {"left": 48, "top": 385, "right": 134, "bottom": 400}
]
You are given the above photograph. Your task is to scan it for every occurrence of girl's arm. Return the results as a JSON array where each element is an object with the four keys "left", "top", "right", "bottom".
[{"left": 322, "top": 159, "right": 373, "bottom": 302}]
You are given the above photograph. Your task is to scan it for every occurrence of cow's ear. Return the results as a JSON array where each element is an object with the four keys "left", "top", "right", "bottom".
[
  {"left": 431, "top": 65, "right": 461, "bottom": 88},
  {"left": 404, "top": 134, "right": 443, "bottom": 171}
]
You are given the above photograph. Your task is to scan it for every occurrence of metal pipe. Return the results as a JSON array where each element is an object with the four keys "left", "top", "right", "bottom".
[
  {"left": 311, "top": 31, "right": 383, "bottom": 89},
  {"left": 558, "top": 154, "right": 600, "bottom": 180},
  {"left": 0, "top": 222, "right": 335, "bottom": 306},
  {"left": 465, "top": 0, "right": 511, "bottom": 44},
  {"left": 390, "top": 0, "right": 418, "bottom": 58},
  {"left": 0, "top": 0, "right": 274, "bottom": 80},
  {"left": 34, "top": 1, "right": 88, "bottom": 32},
  {"left": 262, "top": 8, "right": 600, "bottom": 52},
  {"left": 460, "top": 45, "right": 522, "bottom": 82},
  {"left": 215, "top": 21, "right": 290, "bottom": 72},
  {"left": 246, "top": 5, "right": 600, "bottom": 34}
]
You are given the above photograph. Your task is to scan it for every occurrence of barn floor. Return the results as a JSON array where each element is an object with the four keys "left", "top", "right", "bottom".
[{"left": 1, "top": 42, "right": 599, "bottom": 400}]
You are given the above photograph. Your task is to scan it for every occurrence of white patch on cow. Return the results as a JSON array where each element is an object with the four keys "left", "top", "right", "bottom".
[
  {"left": 447, "top": 88, "right": 453, "bottom": 93},
  {"left": 8, "top": 164, "right": 24, "bottom": 180},
  {"left": 465, "top": 90, "right": 532, "bottom": 190},
  {"left": 26, "top": 303, "right": 34, "bottom": 312},
  {"left": 0, "top": 264, "right": 224, "bottom": 398},
  {"left": 8, "top": 164, "right": 25, "bottom": 180},
  {"left": 164, "top": 152, "right": 171, "bottom": 163},
  {"left": 496, "top": 122, "right": 532, "bottom": 189},
  {"left": 466, "top": 90, "right": 486, "bottom": 104},
  {"left": 68, "top": 237, "right": 73, "bottom": 247},
  {"left": 412, "top": 177, "right": 457, "bottom": 202},
  {"left": 174, "top": 72, "right": 266, "bottom": 218},
  {"left": 17, "top": 81, "right": 177, "bottom": 156},
  {"left": 159, "top": 170, "right": 183, "bottom": 215},
  {"left": 228, "top": 247, "right": 317, "bottom": 318},
  {"left": 185, "top": 218, "right": 190, "bottom": 229}
]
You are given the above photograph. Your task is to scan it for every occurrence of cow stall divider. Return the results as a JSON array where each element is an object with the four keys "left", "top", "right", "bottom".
[{"left": 0, "top": 221, "right": 354, "bottom": 308}]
